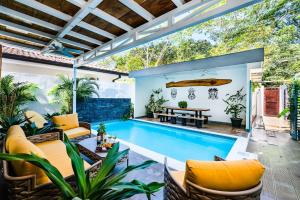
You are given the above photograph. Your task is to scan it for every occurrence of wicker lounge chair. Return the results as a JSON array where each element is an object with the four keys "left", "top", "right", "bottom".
[
  {"left": 2, "top": 129, "right": 101, "bottom": 200},
  {"left": 164, "top": 158, "right": 263, "bottom": 200}
]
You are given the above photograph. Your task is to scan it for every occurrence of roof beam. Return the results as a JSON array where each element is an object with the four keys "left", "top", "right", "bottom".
[
  {"left": 0, "top": 30, "right": 47, "bottom": 46},
  {"left": 77, "top": 0, "right": 262, "bottom": 65},
  {"left": 15, "top": 0, "right": 72, "bottom": 21},
  {"left": 0, "top": 39, "right": 41, "bottom": 51},
  {"left": 0, "top": 19, "right": 92, "bottom": 50},
  {"left": 0, "top": 6, "right": 61, "bottom": 31},
  {"left": 172, "top": 0, "right": 185, "bottom": 7},
  {"left": 15, "top": 0, "right": 116, "bottom": 39},
  {"left": 57, "top": 0, "right": 103, "bottom": 38},
  {"left": 0, "top": 6, "right": 103, "bottom": 45},
  {"left": 78, "top": 21, "right": 115, "bottom": 39},
  {"left": 67, "top": 0, "right": 132, "bottom": 31},
  {"left": 119, "top": 0, "right": 154, "bottom": 21}
]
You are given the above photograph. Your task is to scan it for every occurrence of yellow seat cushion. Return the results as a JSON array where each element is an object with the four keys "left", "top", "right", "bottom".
[
  {"left": 64, "top": 127, "right": 91, "bottom": 139},
  {"left": 25, "top": 111, "right": 48, "bottom": 129},
  {"left": 185, "top": 160, "right": 265, "bottom": 191},
  {"left": 35, "top": 140, "right": 90, "bottom": 185},
  {"left": 8, "top": 137, "right": 46, "bottom": 183},
  {"left": 5, "top": 125, "right": 27, "bottom": 151},
  {"left": 52, "top": 113, "right": 79, "bottom": 131}
]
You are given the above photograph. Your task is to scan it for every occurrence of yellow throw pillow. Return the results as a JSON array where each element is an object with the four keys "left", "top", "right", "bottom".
[
  {"left": 8, "top": 137, "right": 46, "bottom": 181},
  {"left": 25, "top": 111, "right": 48, "bottom": 129},
  {"left": 52, "top": 113, "right": 79, "bottom": 131},
  {"left": 5, "top": 125, "right": 27, "bottom": 151},
  {"left": 185, "top": 160, "right": 265, "bottom": 191}
]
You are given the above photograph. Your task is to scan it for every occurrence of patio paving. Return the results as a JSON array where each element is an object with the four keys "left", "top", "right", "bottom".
[{"left": 1, "top": 126, "right": 299, "bottom": 200}]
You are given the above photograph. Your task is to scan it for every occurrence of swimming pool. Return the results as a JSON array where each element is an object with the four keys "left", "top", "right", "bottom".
[{"left": 92, "top": 120, "right": 236, "bottom": 162}]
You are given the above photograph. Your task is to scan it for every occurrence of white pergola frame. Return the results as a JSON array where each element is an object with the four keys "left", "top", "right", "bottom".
[{"left": 0, "top": 0, "right": 261, "bottom": 112}]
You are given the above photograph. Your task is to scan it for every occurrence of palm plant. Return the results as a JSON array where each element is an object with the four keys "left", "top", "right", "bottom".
[
  {"left": 0, "top": 135, "right": 164, "bottom": 199},
  {"left": 0, "top": 75, "right": 38, "bottom": 133},
  {"left": 49, "top": 75, "right": 99, "bottom": 114}
]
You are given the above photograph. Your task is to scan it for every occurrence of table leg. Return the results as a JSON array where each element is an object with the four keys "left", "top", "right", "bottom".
[
  {"left": 199, "top": 111, "right": 202, "bottom": 118},
  {"left": 195, "top": 111, "right": 198, "bottom": 118}
]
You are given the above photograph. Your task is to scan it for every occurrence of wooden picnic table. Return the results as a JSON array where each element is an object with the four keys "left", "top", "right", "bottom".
[{"left": 162, "top": 106, "right": 210, "bottom": 118}]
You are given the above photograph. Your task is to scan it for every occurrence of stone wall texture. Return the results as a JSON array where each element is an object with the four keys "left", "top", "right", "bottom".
[{"left": 77, "top": 98, "right": 131, "bottom": 122}]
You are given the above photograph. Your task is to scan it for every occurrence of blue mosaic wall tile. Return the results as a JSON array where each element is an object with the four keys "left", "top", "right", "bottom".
[{"left": 77, "top": 98, "right": 131, "bottom": 122}]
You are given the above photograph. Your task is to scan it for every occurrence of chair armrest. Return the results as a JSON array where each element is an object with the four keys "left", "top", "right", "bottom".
[
  {"left": 86, "top": 160, "right": 102, "bottom": 177},
  {"left": 79, "top": 122, "right": 91, "bottom": 131},
  {"left": 27, "top": 131, "right": 62, "bottom": 144}
]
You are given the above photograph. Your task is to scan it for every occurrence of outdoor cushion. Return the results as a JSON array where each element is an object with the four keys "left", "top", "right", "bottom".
[
  {"left": 64, "top": 127, "right": 91, "bottom": 139},
  {"left": 52, "top": 113, "right": 79, "bottom": 131},
  {"left": 185, "top": 160, "right": 265, "bottom": 191},
  {"left": 5, "top": 125, "right": 27, "bottom": 151},
  {"left": 35, "top": 140, "right": 91, "bottom": 185},
  {"left": 25, "top": 110, "right": 48, "bottom": 129},
  {"left": 171, "top": 171, "right": 185, "bottom": 186},
  {"left": 8, "top": 137, "right": 46, "bottom": 183}
]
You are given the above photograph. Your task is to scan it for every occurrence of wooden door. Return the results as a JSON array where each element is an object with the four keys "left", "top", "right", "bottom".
[{"left": 264, "top": 88, "right": 280, "bottom": 116}]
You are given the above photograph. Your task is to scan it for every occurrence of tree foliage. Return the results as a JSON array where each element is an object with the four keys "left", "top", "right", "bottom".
[
  {"left": 97, "top": 0, "right": 299, "bottom": 81},
  {"left": 49, "top": 75, "right": 99, "bottom": 114}
]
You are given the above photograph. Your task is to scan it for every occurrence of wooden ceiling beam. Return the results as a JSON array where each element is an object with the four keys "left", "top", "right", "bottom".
[
  {"left": 0, "top": 39, "right": 42, "bottom": 51},
  {"left": 0, "top": 19, "right": 92, "bottom": 50},
  {"left": 0, "top": 6, "right": 103, "bottom": 46},
  {"left": 15, "top": 0, "right": 116, "bottom": 40},
  {"left": 67, "top": 0, "right": 132, "bottom": 31},
  {"left": 172, "top": 0, "right": 185, "bottom": 7},
  {"left": 119, "top": 0, "right": 155, "bottom": 21},
  {"left": 0, "top": 30, "right": 47, "bottom": 46}
]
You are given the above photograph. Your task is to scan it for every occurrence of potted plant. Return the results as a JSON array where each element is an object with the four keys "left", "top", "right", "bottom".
[
  {"left": 97, "top": 123, "right": 106, "bottom": 144},
  {"left": 178, "top": 101, "right": 188, "bottom": 108},
  {"left": 223, "top": 88, "right": 246, "bottom": 128},
  {"left": 145, "top": 89, "right": 168, "bottom": 118}
]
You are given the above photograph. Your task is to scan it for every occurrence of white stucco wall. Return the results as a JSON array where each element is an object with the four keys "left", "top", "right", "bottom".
[
  {"left": 2, "top": 58, "right": 134, "bottom": 114},
  {"left": 135, "top": 64, "right": 250, "bottom": 127}
]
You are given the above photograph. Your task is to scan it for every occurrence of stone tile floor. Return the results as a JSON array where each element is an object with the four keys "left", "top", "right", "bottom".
[{"left": 1, "top": 125, "right": 299, "bottom": 200}]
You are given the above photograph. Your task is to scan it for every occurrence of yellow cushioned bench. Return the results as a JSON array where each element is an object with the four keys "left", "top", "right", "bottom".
[
  {"left": 5, "top": 125, "right": 91, "bottom": 185},
  {"left": 52, "top": 113, "right": 91, "bottom": 139}
]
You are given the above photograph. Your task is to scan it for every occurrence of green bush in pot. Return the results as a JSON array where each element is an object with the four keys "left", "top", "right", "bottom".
[
  {"left": 178, "top": 101, "right": 188, "bottom": 108},
  {"left": 223, "top": 88, "right": 246, "bottom": 128}
]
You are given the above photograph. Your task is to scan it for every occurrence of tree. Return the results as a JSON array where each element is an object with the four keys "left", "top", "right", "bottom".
[
  {"left": 49, "top": 75, "right": 99, "bottom": 114},
  {"left": 0, "top": 75, "right": 38, "bottom": 132}
]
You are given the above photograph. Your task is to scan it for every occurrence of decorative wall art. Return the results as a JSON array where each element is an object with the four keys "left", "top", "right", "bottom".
[
  {"left": 166, "top": 78, "right": 232, "bottom": 88},
  {"left": 208, "top": 88, "right": 218, "bottom": 100},
  {"left": 188, "top": 88, "right": 196, "bottom": 100},
  {"left": 171, "top": 88, "right": 177, "bottom": 99}
]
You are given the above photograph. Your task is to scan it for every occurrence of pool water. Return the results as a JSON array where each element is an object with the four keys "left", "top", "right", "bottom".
[{"left": 91, "top": 120, "right": 236, "bottom": 162}]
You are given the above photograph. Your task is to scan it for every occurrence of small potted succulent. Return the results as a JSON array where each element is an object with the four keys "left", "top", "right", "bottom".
[
  {"left": 178, "top": 101, "right": 188, "bottom": 108},
  {"left": 223, "top": 88, "right": 246, "bottom": 128}
]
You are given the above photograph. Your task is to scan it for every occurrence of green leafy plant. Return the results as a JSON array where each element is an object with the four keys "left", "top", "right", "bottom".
[
  {"left": 0, "top": 135, "right": 164, "bottom": 199},
  {"left": 22, "top": 121, "right": 59, "bottom": 137},
  {"left": 145, "top": 89, "right": 168, "bottom": 117},
  {"left": 0, "top": 75, "right": 38, "bottom": 136},
  {"left": 223, "top": 88, "right": 246, "bottom": 119},
  {"left": 122, "top": 103, "right": 134, "bottom": 120},
  {"left": 97, "top": 123, "right": 106, "bottom": 134},
  {"left": 178, "top": 101, "right": 188, "bottom": 108},
  {"left": 43, "top": 112, "right": 61, "bottom": 121},
  {"left": 49, "top": 75, "right": 99, "bottom": 114}
]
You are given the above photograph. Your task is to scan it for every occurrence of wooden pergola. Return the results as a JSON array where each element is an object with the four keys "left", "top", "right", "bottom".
[{"left": 0, "top": 0, "right": 261, "bottom": 112}]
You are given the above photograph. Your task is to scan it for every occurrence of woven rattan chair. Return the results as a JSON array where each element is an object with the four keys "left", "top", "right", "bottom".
[
  {"left": 164, "top": 158, "right": 263, "bottom": 200},
  {"left": 2, "top": 131, "right": 101, "bottom": 200}
]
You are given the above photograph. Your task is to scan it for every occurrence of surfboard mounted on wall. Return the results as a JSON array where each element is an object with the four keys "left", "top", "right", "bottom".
[{"left": 166, "top": 79, "right": 232, "bottom": 88}]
